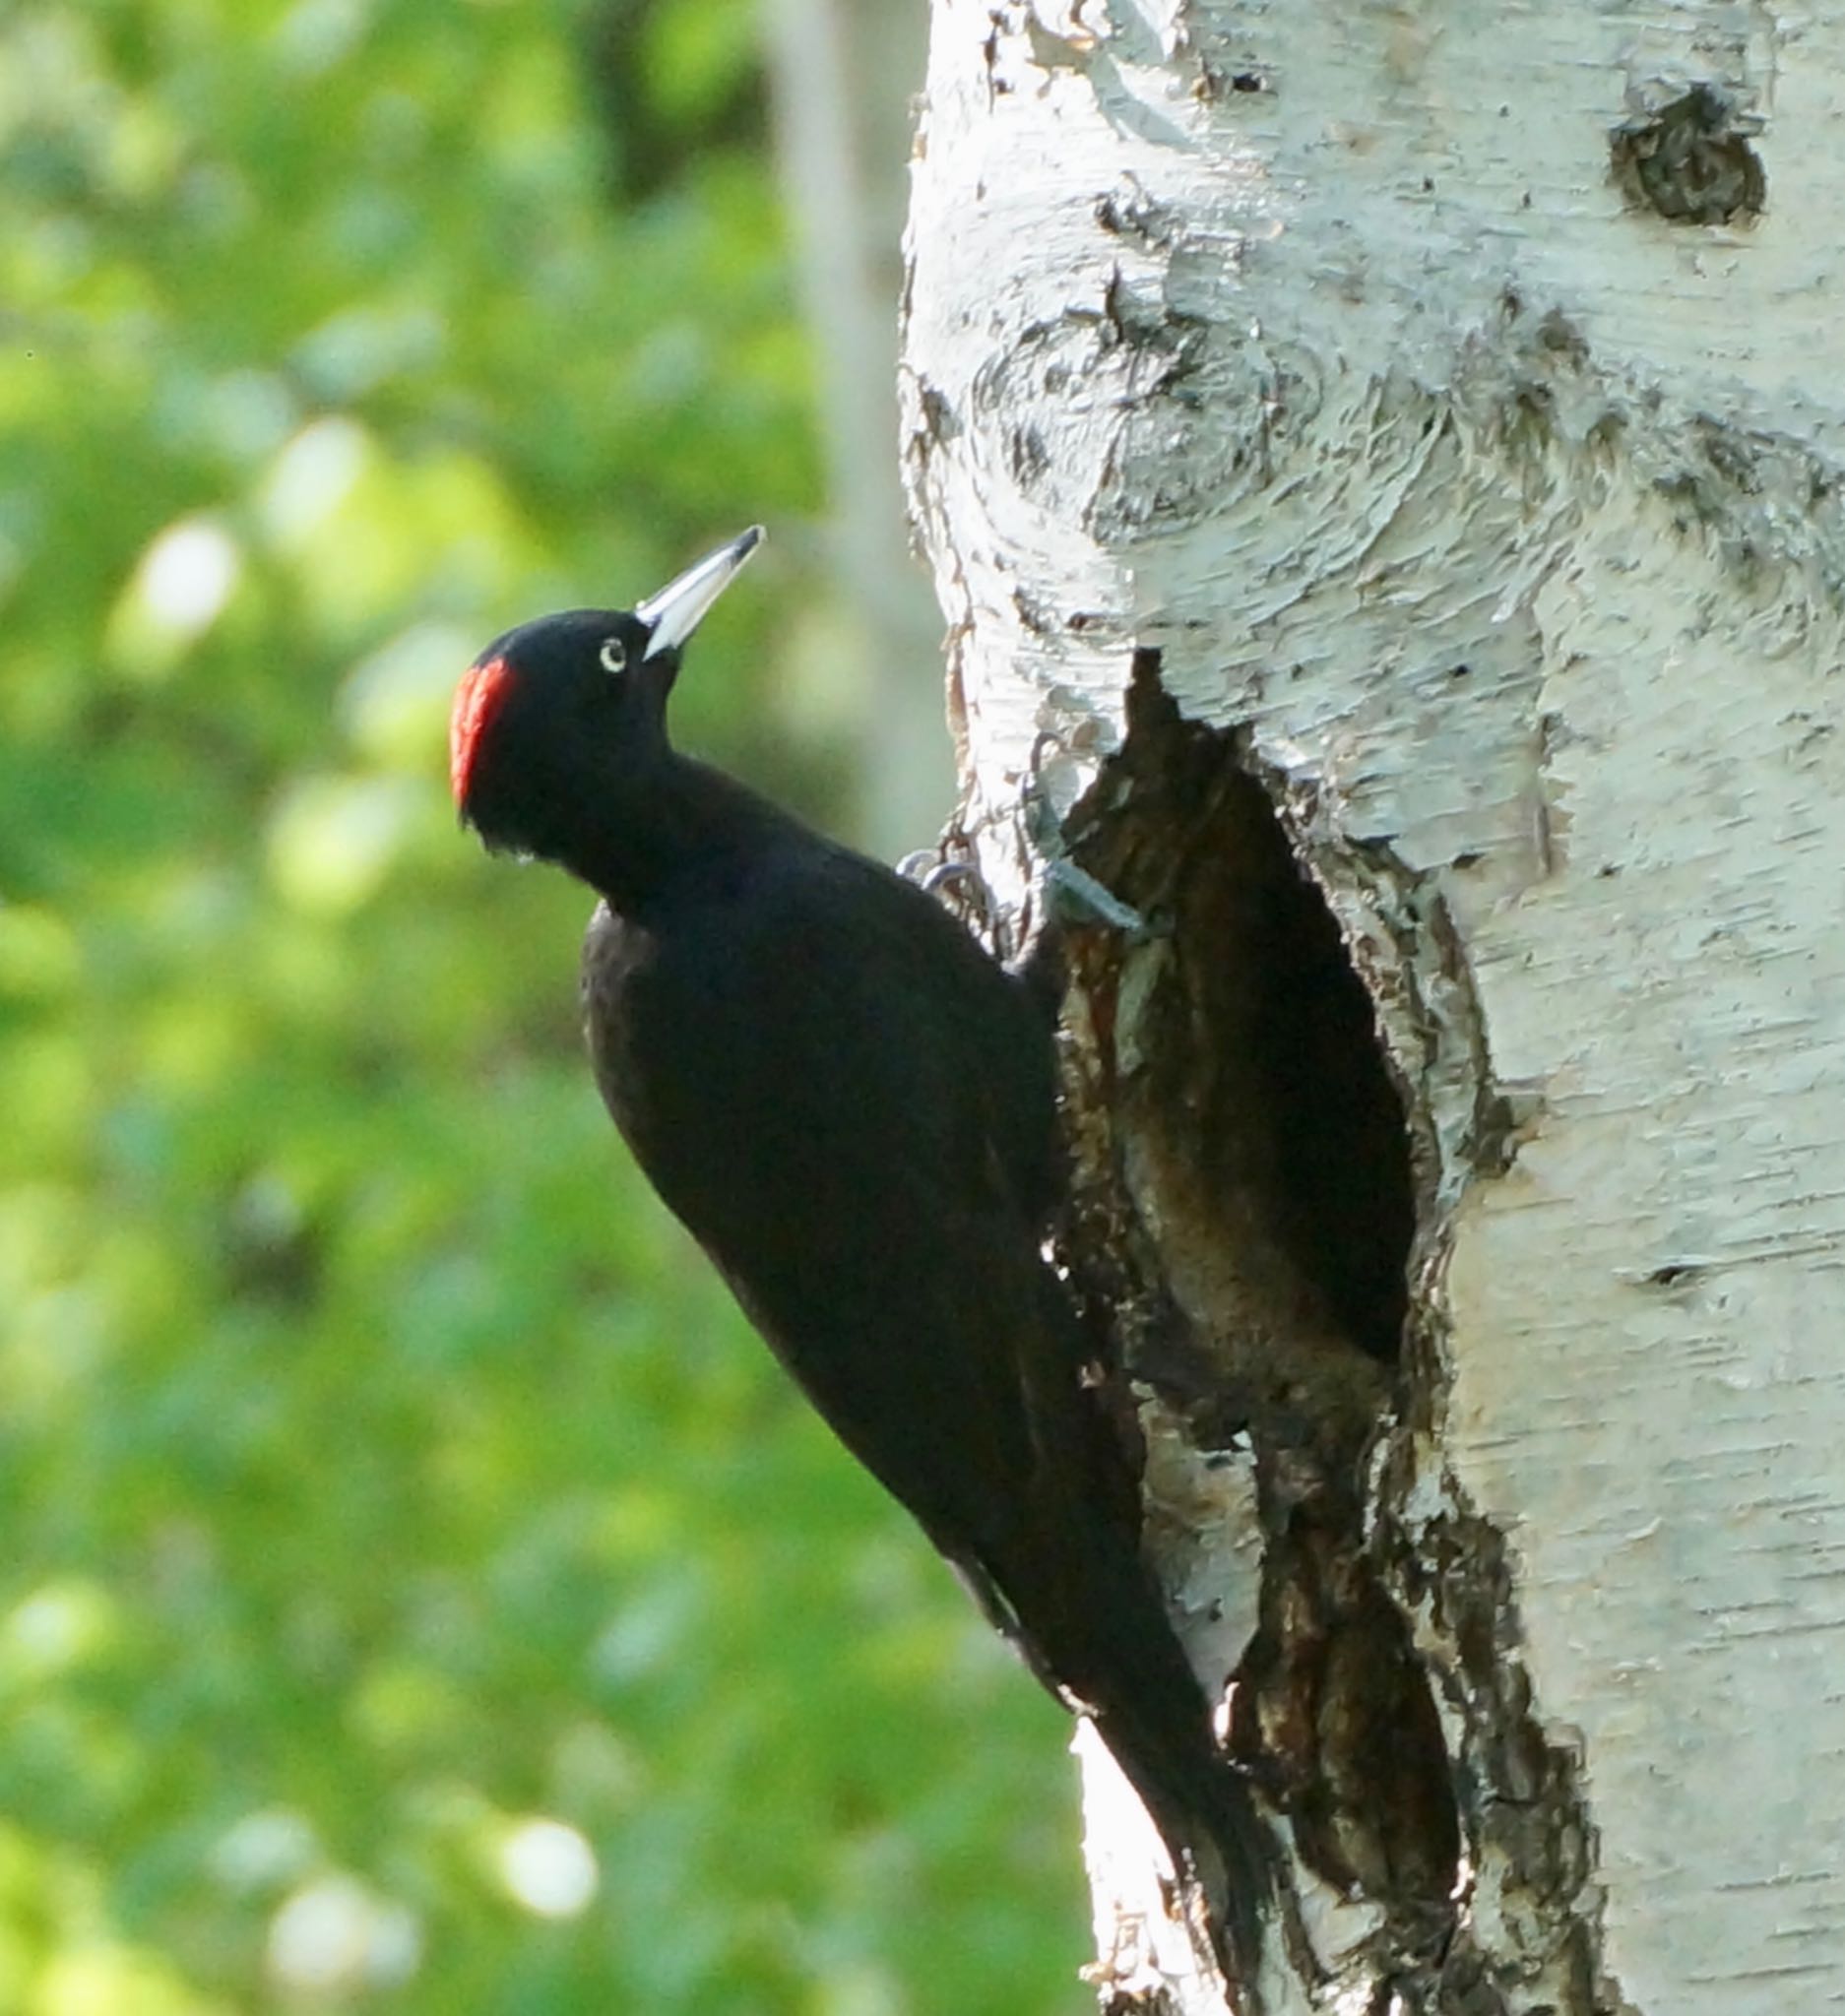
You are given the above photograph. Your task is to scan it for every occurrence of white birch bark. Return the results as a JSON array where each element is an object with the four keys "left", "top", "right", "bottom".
[{"left": 900, "top": 3, "right": 1845, "bottom": 2011}]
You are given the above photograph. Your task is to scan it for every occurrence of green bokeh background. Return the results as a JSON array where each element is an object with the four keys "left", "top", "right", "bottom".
[{"left": 0, "top": 3, "right": 1085, "bottom": 2008}]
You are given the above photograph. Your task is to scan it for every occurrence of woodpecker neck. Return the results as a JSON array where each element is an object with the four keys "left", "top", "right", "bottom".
[{"left": 561, "top": 750, "right": 795, "bottom": 917}]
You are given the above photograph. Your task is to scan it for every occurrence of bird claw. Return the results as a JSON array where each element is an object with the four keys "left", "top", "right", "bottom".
[
  {"left": 921, "top": 857, "right": 988, "bottom": 905},
  {"left": 899, "top": 846, "right": 1006, "bottom": 948},
  {"left": 1044, "top": 857, "right": 1152, "bottom": 940},
  {"left": 899, "top": 726, "right": 1151, "bottom": 960},
  {"left": 1022, "top": 731, "right": 1154, "bottom": 941},
  {"left": 893, "top": 849, "right": 942, "bottom": 885},
  {"left": 1020, "top": 730, "right": 1070, "bottom": 860}
]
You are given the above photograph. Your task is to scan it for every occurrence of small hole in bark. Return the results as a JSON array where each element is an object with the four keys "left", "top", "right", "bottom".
[
  {"left": 1067, "top": 653, "right": 1414, "bottom": 1365},
  {"left": 1611, "top": 84, "right": 1764, "bottom": 225}
]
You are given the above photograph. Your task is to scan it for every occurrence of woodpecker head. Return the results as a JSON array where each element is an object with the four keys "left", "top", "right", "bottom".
[{"left": 450, "top": 526, "right": 762, "bottom": 862}]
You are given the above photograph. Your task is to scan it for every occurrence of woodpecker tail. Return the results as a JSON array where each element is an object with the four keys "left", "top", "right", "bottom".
[
  {"left": 947, "top": 1272, "right": 1278, "bottom": 1984},
  {"left": 1084, "top": 1652, "right": 1272, "bottom": 1986},
  {"left": 1037, "top": 1505, "right": 1274, "bottom": 1988}
]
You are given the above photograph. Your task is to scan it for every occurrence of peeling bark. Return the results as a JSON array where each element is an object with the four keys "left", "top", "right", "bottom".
[{"left": 902, "top": 2, "right": 1845, "bottom": 2010}]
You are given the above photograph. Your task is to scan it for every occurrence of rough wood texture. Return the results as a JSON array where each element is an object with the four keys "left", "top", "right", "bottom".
[{"left": 902, "top": 3, "right": 1845, "bottom": 2009}]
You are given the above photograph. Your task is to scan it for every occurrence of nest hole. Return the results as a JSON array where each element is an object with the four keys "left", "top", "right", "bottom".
[{"left": 1068, "top": 652, "right": 1414, "bottom": 1370}]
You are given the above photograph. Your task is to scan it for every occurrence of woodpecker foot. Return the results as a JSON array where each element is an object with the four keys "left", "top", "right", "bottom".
[
  {"left": 1044, "top": 856, "right": 1151, "bottom": 940},
  {"left": 1020, "top": 731, "right": 1154, "bottom": 940},
  {"left": 898, "top": 849, "right": 1004, "bottom": 948}
]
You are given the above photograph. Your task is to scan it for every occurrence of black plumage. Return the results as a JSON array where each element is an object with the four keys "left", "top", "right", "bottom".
[{"left": 451, "top": 530, "right": 1271, "bottom": 1971}]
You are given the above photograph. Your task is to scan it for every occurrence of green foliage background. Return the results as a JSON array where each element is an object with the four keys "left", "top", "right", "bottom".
[{"left": 0, "top": 2, "right": 1085, "bottom": 2008}]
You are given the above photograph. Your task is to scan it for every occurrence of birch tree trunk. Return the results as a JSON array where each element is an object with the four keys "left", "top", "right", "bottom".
[{"left": 900, "top": 4, "right": 1844, "bottom": 2011}]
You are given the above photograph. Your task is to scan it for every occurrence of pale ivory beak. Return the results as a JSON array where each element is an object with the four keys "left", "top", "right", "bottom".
[{"left": 637, "top": 526, "right": 765, "bottom": 661}]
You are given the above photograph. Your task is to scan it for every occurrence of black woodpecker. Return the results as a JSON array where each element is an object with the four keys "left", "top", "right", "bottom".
[{"left": 450, "top": 528, "right": 1272, "bottom": 1973}]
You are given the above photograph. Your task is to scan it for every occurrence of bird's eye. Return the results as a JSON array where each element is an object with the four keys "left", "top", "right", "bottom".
[{"left": 599, "top": 637, "right": 627, "bottom": 674}]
